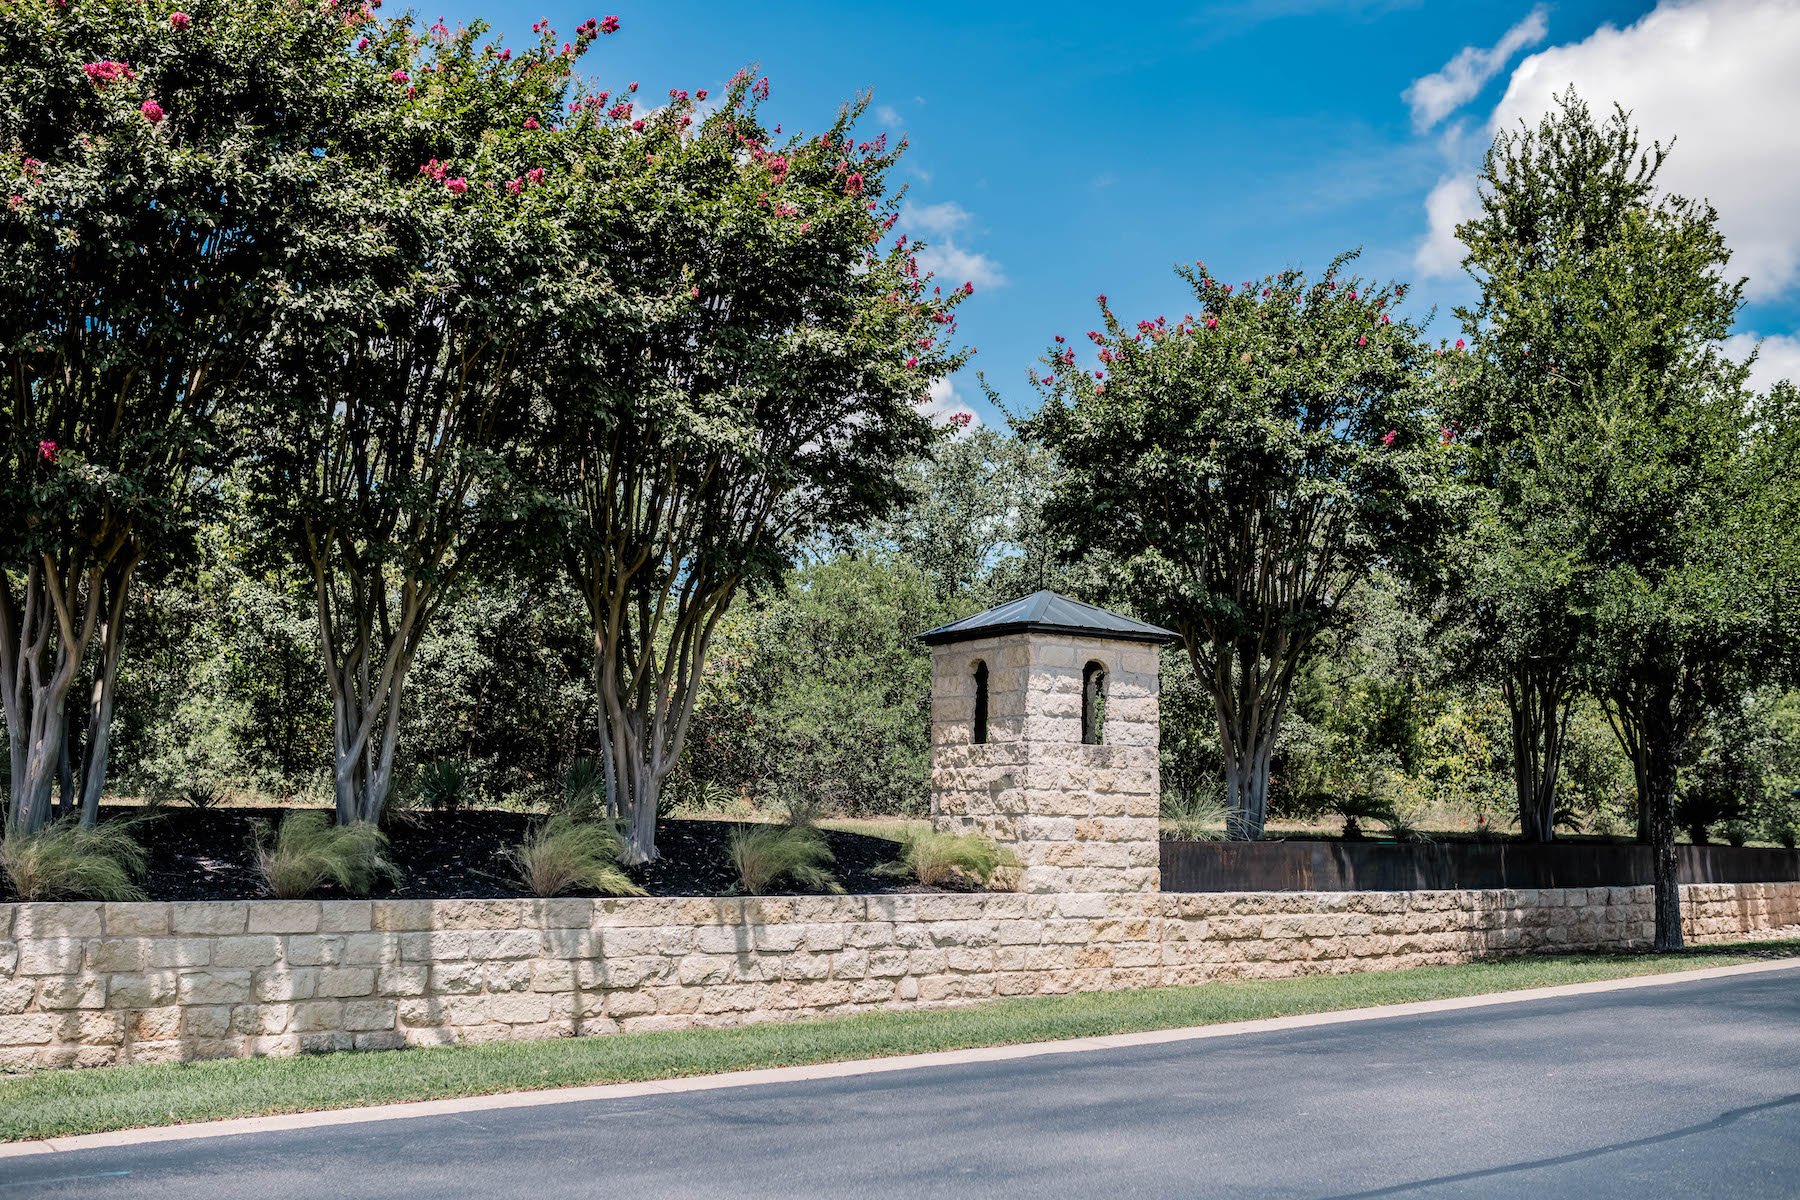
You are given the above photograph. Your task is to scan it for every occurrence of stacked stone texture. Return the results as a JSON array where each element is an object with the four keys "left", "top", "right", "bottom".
[
  {"left": 1, "top": 883, "right": 1795, "bottom": 1068},
  {"left": 928, "top": 633, "right": 1162, "bottom": 893}
]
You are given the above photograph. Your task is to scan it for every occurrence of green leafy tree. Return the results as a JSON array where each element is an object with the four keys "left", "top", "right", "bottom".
[
  {"left": 249, "top": 18, "right": 597, "bottom": 823},
  {"left": 0, "top": 0, "right": 387, "bottom": 831},
  {"left": 534, "top": 78, "right": 969, "bottom": 862},
  {"left": 1025, "top": 254, "right": 1451, "bottom": 839},
  {"left": 1445, "top": 91, "right": 1688, "bottom": 845}
]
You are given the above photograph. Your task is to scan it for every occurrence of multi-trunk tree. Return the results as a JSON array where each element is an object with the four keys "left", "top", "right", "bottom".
[
  {"left": 533, "top": 79, "right": 969, "bottom": 862},
  {"left": 0, "top": 0, "right": 384, "bottom": 832},
  {"left": 1445, "top": 90, "right": 1684, "bottom": 844},
  {"left": 249, "top": 19, "right": 599, "bottom": 825},
  {"left": 1026, "top": 255, "right": 1453, "bottom": 840}
]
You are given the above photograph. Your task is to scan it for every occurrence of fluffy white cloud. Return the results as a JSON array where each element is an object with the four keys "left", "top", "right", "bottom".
[
  {"left": 918, "top": 376, "right": 981, "bottom": 429},
  {"left": 1416, "top": 0, "right": 1800, "bottom": 298},
  {"left": 1415, "top": 172, "right": 1480, "bottom": 278},
  {"left": 1725, "top": 332, "right": 1800, "bottom": 395},
  {"left": 1403, "top": 7, "right": 1547, "bottom": 131},
  {"left": 874, "top": 103, "right": 903, "bottom": 128},
  {"left": 906, "top": 202, "right": 1006, "bottom": 291}
]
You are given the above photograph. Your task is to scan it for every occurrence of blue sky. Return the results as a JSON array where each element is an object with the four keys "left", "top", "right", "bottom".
[{"left": 428, "top": 0, "right": 1800, "bottom": 425}]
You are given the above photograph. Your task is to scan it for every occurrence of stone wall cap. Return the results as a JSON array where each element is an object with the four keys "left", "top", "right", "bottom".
[{"left": 917, "top": 590, "right": 1178, "bottom": 647}]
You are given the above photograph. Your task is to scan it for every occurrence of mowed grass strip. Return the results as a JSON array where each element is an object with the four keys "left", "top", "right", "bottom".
[{"left": 4, "top": 941, "right": 1794, "bottom": 1143}]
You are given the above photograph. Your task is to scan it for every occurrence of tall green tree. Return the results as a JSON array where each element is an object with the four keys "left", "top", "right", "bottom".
[
  {"left": 249, "top": 18, "right": 596, "bottom": 824},
  {"left": 0, "top": 0, "right": 385, "bottom": 831},
  {"left": 1446, "top": 90, "right": 1684, "bottom": 845},
  {"left": 534, "top": 79, "right": 969, "bottom": 862},
  {"left": 1026, "top": 255, "right": 1452, "bottom": 839}
]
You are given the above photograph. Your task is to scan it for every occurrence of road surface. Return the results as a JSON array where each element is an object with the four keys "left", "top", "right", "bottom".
[{"left": 4, "top": 966, "right": 1797, "bottom": 1199}]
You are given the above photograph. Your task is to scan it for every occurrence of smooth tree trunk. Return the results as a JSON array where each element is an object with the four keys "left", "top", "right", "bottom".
[
  {"left": 0, "top": 555, "right": 114, "bottom": 833},
  {"left": 1502, "top": 666, "right": 1575, "bottom": 843},
  {"left": 1197, "top": 630, "right": 1308, "bottom": 842},
  {"left": 1605, "top": 682, "right": 1692, "bottom": 952}
]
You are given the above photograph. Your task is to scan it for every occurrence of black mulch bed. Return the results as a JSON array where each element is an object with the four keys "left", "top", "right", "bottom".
[{"left": 0, "top": 806, "right": 942, "bottom": 903}]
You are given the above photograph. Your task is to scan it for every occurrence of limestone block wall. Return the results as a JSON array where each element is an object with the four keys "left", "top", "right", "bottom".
[
  {"left": 928, "top": 634, "right": 1162, "bottom": 893},
  {"left": 1, "top": 882, "right": 1794, "bottom": 1069}
]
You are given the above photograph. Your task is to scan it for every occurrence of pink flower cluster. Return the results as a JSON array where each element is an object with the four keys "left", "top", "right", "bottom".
[
  {"left": 445, "top": 177, "right": 468, "bottom": 195},
  {"left": 600, "top": 14, "right": 620, "bottom": 34},
  {"left": 169, "top": 11, "right": 191, "bottom": 28},
  {"left": 38, "top": 440, "right": 58, "bottom": 462},
  {"left": 419, "top": 159, "right": 449, "bottom": 181},
  {"left": 82, "top": 61, "right": 136, "bottom": 86},
  {"left": 140, "top": 99, "right": 165, "bottom": 124}
]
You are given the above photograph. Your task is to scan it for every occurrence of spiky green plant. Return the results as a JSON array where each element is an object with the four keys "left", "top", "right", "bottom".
[
  {"left": 418, "top": 760, "right": 469, "bottom": 814},
  {"left": 254, "top": 812, "right": 397, "bottom": 899},
  {"left": 508, "top": 813, "right": 644, "bottom": 898},
  {"left": 0, "top": 818, "right": 149, "bottom": 901},
  {"left": 877, "top": 830, "right": 1018, "bottom": 889},
  {"left": 728, "top": 824, "right": 841, "bottom": 895}
]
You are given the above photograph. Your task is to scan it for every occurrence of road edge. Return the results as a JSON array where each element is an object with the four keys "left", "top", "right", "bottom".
[{"left": 4, "top": 956, "right": 1795, "bottom": 1159}]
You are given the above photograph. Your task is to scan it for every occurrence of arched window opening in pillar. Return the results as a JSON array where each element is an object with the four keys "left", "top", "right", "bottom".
[
  {"left": 1081, "top": 661, "right": 1107, "bottom": 745},
  {"left": 971, "top": 660, "right": 989, "bottom": 745}
]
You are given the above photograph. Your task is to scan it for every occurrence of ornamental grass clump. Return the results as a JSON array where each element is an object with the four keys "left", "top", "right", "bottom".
[
  {"left": 509, "top": 813, "right": 644, "bottom": 898},
  {"left": 0, "top": 818, "right": 148, "bottom": 901},
  {"left": 878, "top": 829, "right": 1018, "bottom": 890},
  {"left": 728, "top": 824, "right": 841, "bottom": 895},
  {"left": 254, "top": 811, "right": 396, "bottom": 899}
]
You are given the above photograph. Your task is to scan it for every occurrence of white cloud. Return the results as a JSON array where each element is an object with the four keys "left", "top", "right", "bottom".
[
  {"left": 1415, "top": 173, "right": 1480, "bottom": 278},
  {"left": 874, "top": 103, "right": 903, "bottom": 127},
  {"left": 1416, "top": 0, "right": 1800, "bottom": 297},
  {"left": 905, "top": 202, "right": 1006, "bottom": 291},
  {"left": 1403, "top": 7, "right": 1548, "bottom": 132},
  {"left": 918, "top": 376, "right": 981, "bottom": 429},
  {"left": 1725, "top": 332, "right": 1800, "bottom": 395}
]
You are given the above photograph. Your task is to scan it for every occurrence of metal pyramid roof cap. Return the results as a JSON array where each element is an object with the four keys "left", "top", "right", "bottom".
[{"left": 916, "top": 590, "right": 1178, "bottom": 647}]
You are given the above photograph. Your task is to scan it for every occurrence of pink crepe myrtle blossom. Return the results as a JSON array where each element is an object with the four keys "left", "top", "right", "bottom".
[
  {"left": 905, "top": 356, "right": 918, "bottom": 368},
  {"left": 169, "top": 10, "right": 191, "bottom": 27},
  {"left": 524, "top": 116, "right": 539, "bottom": 129},
  {"left": 1380, "top": 313, "right": 1390, "bottom": 324},
  {"left": 525, "top": 167, "right": 544, "bottom": 184},
  {"left": 356, "top": 36, "right": 370, "bottom": 49},
  {"left": 1440, "top": 427, "right": 1454, "bottom": 445},
  {"left": 506, "top": 178, "right": 522, "bottom": 195},
  {"left": 689, "top": 286, "right": 700, "bottom": 299},
  {"left": 390, "top": 69, "right": 408, "bottom": 83},
  {"left": 445, "top": 177, "right": 468, "bottom": 194},
  {"left": 695, "top": 88, "right": 708, "bottom": 101},
  {"left": 1204, "top": 317, "right": 1218, "bottom": 330},
  {"left": 631, "top": 119, "right": 644, "bottom": 131},
  {"left": 949, "top": 412, "right": 973, "bottom": 430},
  {"left": 1357, "top": 335, "right": 1367, "bottom": 347},
  {"left": 1454, "top": 338, "right": 1466, "bottom": 351},
  {"left": 38, "top": 440, "right": 58, "bottom": 462},
  {"left": 82, "top": 61, "right": 136, "bottom": 86},
  {"left": 140, "top": 99, "right": 165, "bottom": 124},
  {"left": 844, "top": 172, "right": 864, "bottom": 195},
  {"left": 1381, "top": 430, "right": 1397, "bottom": 447},
  {"left": 627, "top": 80, "right": 638, "bottom": 92},
  {"left": 961, "top": 281, "right": 974, "bottom": 296},
  {"left": 499, "top": 47, "right": 511, "bottom": 61},
  {"left": 600, "top": 14, "right": 620, "bottom": 33},
  {"left": 6, "top": 194, "right": 21, "bottom": 211}
]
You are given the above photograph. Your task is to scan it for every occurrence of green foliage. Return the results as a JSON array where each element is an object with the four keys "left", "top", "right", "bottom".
[
  {"left": 1159, "top": 789, "right": 1233, "bottom": 841},
  {"left": 253, "top": 812, "right": 396, "bottom": 900},
  {"left": 877, "top": 830, "right": 1018, "bottom": 888},
  {"left": 726, "top": 824, "right": 841, "bottom": 895},
  {"left": 418, "top": 761, "right": 470, "bottom": 815},
  {"left": 1024, "top": 252, "right": 1453, "bottom": 839},
  {"left": 0, "top": 818, "right": 147, "bottom": 901},
  {"left": 508, "top": 814, "right": 644, "bottom": 898}
]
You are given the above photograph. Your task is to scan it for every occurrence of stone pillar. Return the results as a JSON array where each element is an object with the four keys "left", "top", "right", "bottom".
[{"left": 927, "top": 630, "right": 1164, "bottom": 894}]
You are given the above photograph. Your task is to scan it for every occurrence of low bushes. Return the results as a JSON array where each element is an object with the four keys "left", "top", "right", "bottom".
[
  {"left": 0, "top": 818, "right": 148, "bottom": 901},
  {"left": 508, "top": 813, "right": 644, "bottom": 898},
  {"left": 877, "top": 829, "right": 1017, "bottom": 889},
  {"left": 728, "top": 824, "right": 841, "bottom": 895},
  {"left": 254, "top": 812, "right": 396, "bottom": 899}
]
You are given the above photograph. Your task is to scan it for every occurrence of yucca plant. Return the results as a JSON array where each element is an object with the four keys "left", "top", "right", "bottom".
[
  {"left": 508, "top": 813, "right": 645, "bottom": 897},
  {"left": 728, "top": 824, "right": 841, "bottom": 895},
  {"left": 254, "top": 811, "right": 397, "bottom": 899},
  {"left": 877, "top": 829, "right": 1018, "bottom": 889},
  {"left": 0, "top": 818, "right": 149, "bottom": 901},
  {"left": 561, "top": 756, "right": 607, "bottom": 819},
  {"left": 418, "top": 760, "right": 469, "bottom": 814}
]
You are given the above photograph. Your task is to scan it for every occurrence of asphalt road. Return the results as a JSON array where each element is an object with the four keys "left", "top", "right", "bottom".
[{"left": 5, "top": 967, "right": 1798, "bottom": 1200}]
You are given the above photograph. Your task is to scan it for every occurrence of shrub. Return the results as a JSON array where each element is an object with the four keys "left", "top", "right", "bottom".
[
  {"left": 508, "top": 813, "right": 644, "bottom": 898},
  {"left": 418, "top": 760, "right": 469, "bottom": 814},
  {"left": 0, "top": 819, "right": 149, "bottom": 901},
  {"left": 728, "top": 824, "right": 840, "bottom": 895},
  {"left": 1159, "top": 791, "right": 1233, "bottom": 841},
  {"left": 1720, "top": 820, "right": 1751, "bottom": 848},
  {"left": 254, "top": 812, "right": 396, "bottom": 899},
  {"left": 182, "top": 781, "right": 224, "bottom": 810},
  {"left": 878, "top": 829, "right": 1018, "bottom": 889}
]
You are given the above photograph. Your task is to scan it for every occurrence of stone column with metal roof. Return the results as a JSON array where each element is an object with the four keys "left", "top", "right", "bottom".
[{"left": 917, "top": 590, "right": 1177, "bottom": 894}]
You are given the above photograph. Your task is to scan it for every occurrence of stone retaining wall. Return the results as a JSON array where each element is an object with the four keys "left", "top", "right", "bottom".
[{"left": 3, "top": 881, "right": 1794, "bottom": 1069}]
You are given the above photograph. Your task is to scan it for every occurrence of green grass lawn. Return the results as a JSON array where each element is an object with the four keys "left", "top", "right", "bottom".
[{"left": 4, "top": 940, "right": 1794, "bottom": 1143}]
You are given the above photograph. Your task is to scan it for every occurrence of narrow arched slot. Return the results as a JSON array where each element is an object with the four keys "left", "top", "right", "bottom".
[
  {"left": 1081, "top": 660, "right": 1107, "bottom": 745},
  {"left": 972, "top": 660, "right": 989, "bottom": 745}
]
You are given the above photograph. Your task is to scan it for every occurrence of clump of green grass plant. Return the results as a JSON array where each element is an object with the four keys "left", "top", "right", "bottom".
[
  {"left": 254, "top": 811, "right": 397, "bottom": 899},
  {"left": 0, "top": 817, "right": 148, "bottom": 901}
]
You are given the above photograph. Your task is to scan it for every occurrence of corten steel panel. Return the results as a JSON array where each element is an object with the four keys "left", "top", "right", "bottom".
[{"left": 1158, "top": 840, "right": 1800, "bottom": 892}]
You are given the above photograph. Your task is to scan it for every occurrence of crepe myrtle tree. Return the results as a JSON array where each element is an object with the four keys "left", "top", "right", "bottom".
[
  {"left": 531, "top": 75, "right": 970, "bottom": 863},
  {"left": 0, "top": 0, "right": 389, "bottom": 832},
  {"left": 249, "top": 16, "right": 616, "bottom": 825},
  {"left": 1022, "top": 254, "right": 1454, "bottom": 840}
]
